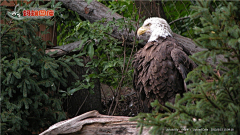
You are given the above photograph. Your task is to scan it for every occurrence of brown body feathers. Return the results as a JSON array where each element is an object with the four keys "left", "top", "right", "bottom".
[{"left": 132, "top": 37, "right": 197, "bottom": 112}]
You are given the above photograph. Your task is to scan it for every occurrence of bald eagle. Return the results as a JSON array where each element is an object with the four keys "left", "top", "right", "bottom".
[{"left": 132, "top": 17, "right": 197, "bottom": 112}]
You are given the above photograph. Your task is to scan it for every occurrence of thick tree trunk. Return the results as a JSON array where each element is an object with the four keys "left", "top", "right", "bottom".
[{"left": 134, "top": 1, "right": 167, "bottom": 20}]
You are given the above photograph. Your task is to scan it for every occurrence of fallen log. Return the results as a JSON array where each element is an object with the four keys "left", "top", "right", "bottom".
[{"left": 40, "top": 110, "right": 150, "bottom": 135}]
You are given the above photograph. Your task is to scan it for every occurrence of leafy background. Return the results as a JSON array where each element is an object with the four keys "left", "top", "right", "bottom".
[
  {"left": 1, "top": 1, "right": 79, "bottom": 134},
  {"left": 1, "top": 0, "right": 239, "bottom": 135}
]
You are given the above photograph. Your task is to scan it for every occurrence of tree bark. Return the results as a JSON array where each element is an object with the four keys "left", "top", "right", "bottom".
[
  {"left": 45, "top": 40, "right": 84, "bottom": 57},
  {"left": 134, "top": 1, "right": 167, "bottom": 20},
  {"left": 40, "top": 110, "right": 151, "bottom": 135}
]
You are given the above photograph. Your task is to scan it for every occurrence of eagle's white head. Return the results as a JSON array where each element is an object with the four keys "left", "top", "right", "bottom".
[{"left": 137, "top": 17, "right": 173, "bottom": 42}]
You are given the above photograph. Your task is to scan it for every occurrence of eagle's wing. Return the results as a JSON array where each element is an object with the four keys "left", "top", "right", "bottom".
[
  {"left": 132, "top": 49, "right": 150, "bottom": 112},
  {"left": 171, "top": 47, "right": 197, "bottom": 80}
]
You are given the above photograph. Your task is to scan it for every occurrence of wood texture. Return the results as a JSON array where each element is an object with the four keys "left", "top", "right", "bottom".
[
  {"left": 45, "top": 40, "right": 84, "bottom": 57},
  {"left": 40, "top": 110, "right": 150, "bottom": 135}
]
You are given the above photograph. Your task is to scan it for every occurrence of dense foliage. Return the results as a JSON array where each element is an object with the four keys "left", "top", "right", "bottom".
[
  {"left": 132, "top": 1, "right": 240, "bottom": 135},
  {"left": 163, "top": 1, "right": 195, "bottom": 38},
  {"left": 56, "top": 0, "right": 142, "bottom": 106},
  {"left": 0, "top": 1, "right": 80, "bottom": 134}
]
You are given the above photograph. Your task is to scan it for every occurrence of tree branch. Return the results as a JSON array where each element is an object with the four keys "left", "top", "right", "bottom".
[
  {"left": 169, "top": 16, "right": 190, "bottom": 25},
  {"left": 45, "top": 40, "right": 84, "bottom": 57}
]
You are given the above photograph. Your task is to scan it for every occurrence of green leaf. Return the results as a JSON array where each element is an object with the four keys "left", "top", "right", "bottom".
[
  {"left": 50, "top": 67, "right": 58, "bottom": 78},
  {"left": 88, "top": 42, "right": 94, "bottom": 59},
  {"left": 23, "top": 98, "right": 32, "bottom": 110},
  {"left": 228, "top": 25, "right": 239, "bottom": 39},
  {"left": 7, "top": 87, "right": 13, "bottom": 97},
  {"left": 73, "top": 58, "right": 84, "bottom": 67},
  {"left": 23, "top": 82, "right": 27, "bottom": 97},
  {"left": 57, "top": 61, "right": 72, "bottom": 72},
  {"left": 23, "top": 24, "right": 27, "bottom": 35},
  {"left": 49, "top": 62, "right": 59, "bottom": 69},
  {"left": 21, "top": 36, "right": 29, "bottom": 45},
  {"left": 87, "top": 0, "right": 93, "bottom": 5},
  {"left": 202, "top": 66, "right": 208, "bottom": 74},
  {"left": 220, "top": 6, "right": 230, "bottom": 16},
  {"left": 19, "top": 57, "right": 31, "bottom": 64},
  {"left": 12, "top": 60, "right": 19, "bottom": 71},
  {"left": 13, "top": 71, "right": 21, "bottom": 79},
  {"left": 44, "top": 63, "right": 50, "bottom": 69},
  {"left": 228, "top": 39, "right": 238, "bottom": 47},
  {"left": 6, "top": 72, "right": 12, "bottom": 84},
  {"left": 89, "top": 89, "right": 94, "bottom": 94},
  {"left": 63, "top": 69, "right": 68, "bottom": 77},
  {"left": 54, "top": 2, "right": 62, "bottom": 8},
  {"left": 26, "top": 67, "right": 39, "bottom": 75},
  {"left": 0, "top": 24, "right": 8, "bottom": 35},
  {"left": 45, "top": 20, "right": 54, "bottom": 26},
  {"left": 67, "top": 87, "right": 81, "bottom": 95}
]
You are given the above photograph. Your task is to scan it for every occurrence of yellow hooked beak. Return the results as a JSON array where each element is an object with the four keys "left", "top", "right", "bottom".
[{"left": 137, "top": 26, "right": 149, "bottom": 36}]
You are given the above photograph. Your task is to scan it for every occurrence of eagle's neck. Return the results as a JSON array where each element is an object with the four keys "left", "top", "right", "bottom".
[
  {"left": 149, "top": 36, "right": 171, "bottom": 43},
  {"left": 148, "top": 27, "right": 173, "bottom": 42}
]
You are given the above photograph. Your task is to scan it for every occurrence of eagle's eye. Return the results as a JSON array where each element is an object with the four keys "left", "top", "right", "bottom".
[{"left": 145, "top": 23, "right": 151, "bottom": 27}]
